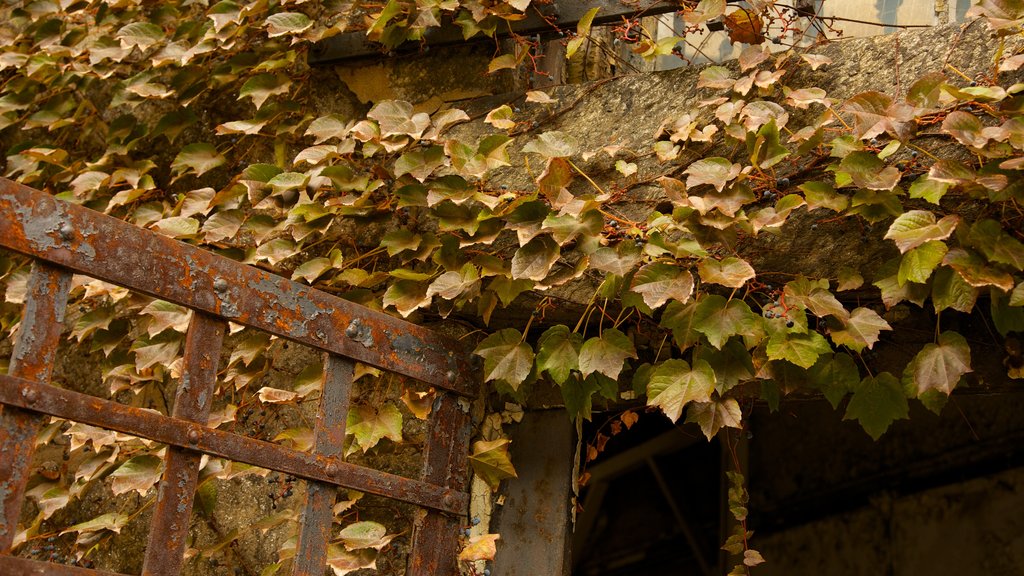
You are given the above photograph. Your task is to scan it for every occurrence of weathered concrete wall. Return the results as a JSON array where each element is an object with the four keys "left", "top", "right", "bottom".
[{"left": 754, "top": 462, "right": 1024, "bottom": 576}]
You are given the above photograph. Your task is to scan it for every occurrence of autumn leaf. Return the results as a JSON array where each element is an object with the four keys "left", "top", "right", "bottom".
[
  {"left": 647, "top": 359, "right": 716, "bottom": 422},
  {"left": 910, "top": 331, "right": 972, "bottom": 395},
  {"left": 460, "top": 534, "right": 500, "bottom": 562},
  {"left": 692, "top": 295, "right": 762, "bottom": 349},
  {"left": 469, "top": 438, "right": 517, "bottom": 490},
  {"left": 347, "top": 404, "right": 403, "bottom": 453},
  {"left": 474, "top": 329, "right": 534, "bottom": 390},
  {"left": 697, "top": 257, "right": 755, "bottom": 288},
  {"left": 686, "top": 398, "right": 742, "bottom": 440},
  {"left": 578, "top": 329, "right": 637, "bottom": 380},
  {"left": 829, "top": 307, "right": 891, "bottom": 352},
  {"left": 884, "top": 210, "right": 960, "bottom": 253},
  {"left": 630, "top": 264, "right": 695, "bottom": 309},
  {"left": 110, "top": 454, "right": 163, "bottom": 496},
  {"left": 338, "top": 521, "right": 397, "bottom": 551}
]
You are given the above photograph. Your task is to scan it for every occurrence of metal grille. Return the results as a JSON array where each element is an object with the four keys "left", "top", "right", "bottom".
[{"left": 0, "top": 178, "right": 478, "bottom": 576}]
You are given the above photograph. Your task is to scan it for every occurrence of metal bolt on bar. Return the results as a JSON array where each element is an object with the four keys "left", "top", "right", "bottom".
[{"left": 0, "top": 178, "right": 480, "bottom": 576}]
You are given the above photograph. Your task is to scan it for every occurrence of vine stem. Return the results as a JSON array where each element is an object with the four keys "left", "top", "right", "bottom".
[{"left": 567, "top": 158, "right": 608, "bottom": 196}]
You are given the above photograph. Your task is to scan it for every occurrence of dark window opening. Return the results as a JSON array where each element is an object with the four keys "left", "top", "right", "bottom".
[{"left": 572, "top": 414, "right": 722, "bottom": 576}]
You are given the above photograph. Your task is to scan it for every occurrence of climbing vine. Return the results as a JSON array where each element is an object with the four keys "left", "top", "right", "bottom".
[{"left": 1, "top": 0, "right": 1024, "bottom": 574}]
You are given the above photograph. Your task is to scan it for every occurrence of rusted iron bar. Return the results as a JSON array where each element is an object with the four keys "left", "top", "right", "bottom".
[
  {"left": 0, "top": 178, "right": 476, "bottom": 397},
  {"left": 142, "top": 313, "right": 226, "bottom": 576},
  {"left": 292, "top": 354, "right": 354, "bottom": 576},
  {"left": 407, "top": 393, "right": 473, "bottom": 575},
  {"left": 0, "top": 555, "right": 126, "bottom": 576},
  {"left": 0, "top": 374, "right": 468, "bottom": 515},
  {"left": 309, "top": 0, "right": 680, "bottom": 64},
  {"left": 0, "top": 262, "right": 71, "bottom": 551}
]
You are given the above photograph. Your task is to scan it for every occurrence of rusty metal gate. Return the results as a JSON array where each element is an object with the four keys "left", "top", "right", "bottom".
[{"left": 0, "top": 177, "right": 479, "bottom": 575}]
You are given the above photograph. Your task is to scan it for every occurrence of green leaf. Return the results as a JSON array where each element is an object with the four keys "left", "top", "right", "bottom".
[
  {"left": 647, "top": 359, "right": 716, "bottom": 422},
  {"left": 697, "top": 257, "right": 755, "bottom": 288},
  {"left": 536, "top": 325, "right": 581, "bottom": 385},
  {"left": 829, "top": 307, "right": 891, "bottom": 352},
  {"left": 338, "top": 521, "right": 396, "bottom": 551},
  {"left": 131, "top": 331, "right": 183, "bottom": 372},
  {"left": 692, "top": 295, "right": 762, "bottom": 349},
  {"left": 943, "top": 248, "right": 1015, "bottom": 291},
  {"left": 898, "top": 240, "right": 948, "bottom": 286},
  {"left": 172, "top": 143, "right": 226, "bottom": 177},
  {"left": 838, "top": 151, "right": 901, "bottom": 190},
  {"left": 152, "top": 216, "right": 200, "bottom": 239},
  {"left": 578, "top": 329, "right": 637, "bottom": 380},
  {"left": 931, "top": 266, "right": 979, "bottom": 313},
  {"left": 884, "top": 210, "right": 960, "bottom": 253},
  {"left": 685, "top": 157, "right": 741, "bottom": 192},
  {"left": 368, "top": 100, "right": 430, "bottom": 139},
  {"left": 116, "top": 22, "right": 165, "bottom": 50},
  {"left": 292, "top": 257, "right": 332, "bottom": 284},
  {"left": 381, "top": 279, "right": 429, "bottom": 317},
  {"left": 327, "top": 546, "right": 377, "bottom": 576},
  {"left": 306, "top": 114, "right": 352, "bottom": 144},
  {"left": 202, "top": 209, "right": 244, "bottom": 242},
  {"left": 561, "top": 374, "right": 600, "bottom": 422},
  {"left": 347, "top": 404, "right": 403, "bottom": 453},
  {"left": 750, "top": 119, "right": 789, "bottom": 169},
  {"left": 660, "top": 299, "right": 702, "bottom": 351},
  {"left": 543, "top": 209, "right": 603, "bottom": 245},
  {"left": 590, "top": 242, "right": 642, "bottom": 276},
  {"left": 394, "top": 146, "right": 446, "bottom": 181},
  {"left": 485, "top": 104, "right": 516, "bottom": 130},
  {"left": 238, "top": 74, "right": 291, "bottom": 110},
  {"left": 694, "top": 338, "right": 755, "bottom": 393},
  {"left": 907, "top": 71, "right": 946, "bottom": 108},
  {"left": 265, "top": 12, "right": 313, "bottom": 37},
  {"left": 629, "top": 264, "right": 695, "bottom": 309},
  {"left": 110, "top": 454, "right": 163, "bottom": 496},
  {"left": 685, "top": 398, "right": 742, "bottom": 440},
  {"left": 911, "top": 331, "right": 972, "bottom": 395},
  {"left": 474, "top": 329, "right": 534, "bottom": 390},
  {"left": 72, "top": 306, "right": 115, "bottom": 342},
  {"left": 468, "top": 438, "right": 517, "bottom": 490},
  {"left": 566, "top": 7, "right": 600, "bottom": 58},
  {"left": 61, "top": 512, "right": 130, "bottom": 536},
  {"left": 800, "top": 181, "right": 849, "bottom": 212},
  {"left": 967, "top": 219, "right": 1024, "bottom": 271},
  {"left": 992, "top": 289, "right": 1024, "bottom": 336},
  {"left": 784, "top": 276, "right": 848, "bottom": 320},
  {"left": 511, "top": 235, "right": 559, "bottom": 281},
  {"left": 808, "top": 353, "right": 860, "bottom": 409},
  {"left": 766, "top": 330, "right": 832, "bottom": 369},
  {"left": 522, "top": 131, "right": 578, "bottom": 158},
  {"left": 1011, "top": 281, "right": 1024, "bottom": 306},
  {"left": 427, "top": 265, "right": 479, "bottom": 300},
  {"left": 844, "top": 372, "right": 909, "bottom": 440}
]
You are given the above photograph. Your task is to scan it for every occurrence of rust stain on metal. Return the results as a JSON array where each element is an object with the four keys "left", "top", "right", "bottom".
[
  {"left": 0, "top": 374, "right": 467, "bottom": 515},
  {"left": 293, "top": 355, "right": 354, "bottom": 576},
  {"left": 0, "top": 263, "right": 71, "bottom": 551},
  {"left": 344, "top": 318, "right": 374, "bottom": 348},
  {"left": 407, "top": 392, "right": 473, "bottom": 576},
  {"left": 0, "top": 178, "right": 477, "bottom": 396},
  {"left": 0, "top": 178, "right": 483, "bottom": 574},
  {"left": 142, "top": 313, "right": 225, "bottom": 576}
]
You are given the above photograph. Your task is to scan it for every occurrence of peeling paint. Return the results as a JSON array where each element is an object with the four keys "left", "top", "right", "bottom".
[{"left": 345, "top": 318, "right": 374, "bottom": 348}]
